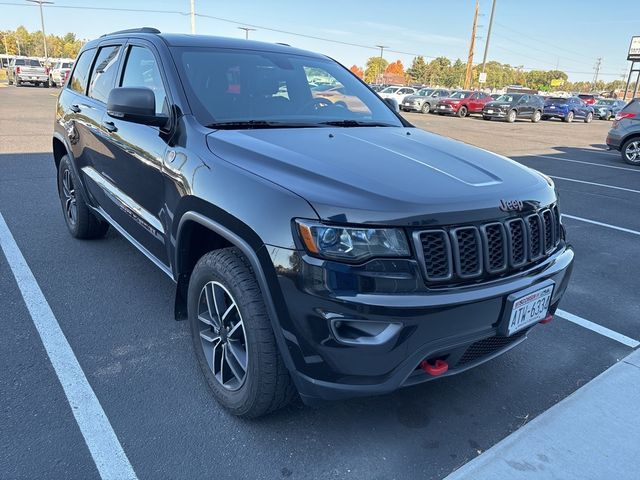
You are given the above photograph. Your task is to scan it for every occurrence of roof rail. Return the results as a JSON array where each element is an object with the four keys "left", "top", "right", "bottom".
[{"left": 101, "top": 27, "right": 160, "bottom": 37}]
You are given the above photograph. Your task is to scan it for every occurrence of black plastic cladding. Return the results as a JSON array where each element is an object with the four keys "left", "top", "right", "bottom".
[{"left": 416, "top": 205, "right": 562, "bottom": 286}]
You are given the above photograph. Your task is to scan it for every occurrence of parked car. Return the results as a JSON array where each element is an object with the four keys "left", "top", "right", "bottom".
[
  {"left": 606, "top": 99, "right": 640, "bottom": 165},
  {"left": 577, "top": 94, "right": 597, "bottom": 105},
  {"left": 435, "top": 90, "right": 492, "bottom": 117},
  {"left": 542, "top": 97, "right": 594, "bottom": 123},
  {"left": 593, "top": 99, "right": 626, "bottom": 120},
  {"left": 482, "top": 93, "right": 545, "bottom": 123},
  {"left": 368, "top": 84, "right": 385, "bottom": 92},
  {"left": 400, "top": 88, "right": 450, "bottom": 113},
  {"left": 49, "top": 60, "right": 74, "bottom": 87},
  {"left": 7, "top": 57, "right": 49, "bottom": 87},
  {"left": 53, "top": 28, "right": 574, "bottom": 417},
  {"left": 378, "top": 86, "right": 417, "bottom": 105}
]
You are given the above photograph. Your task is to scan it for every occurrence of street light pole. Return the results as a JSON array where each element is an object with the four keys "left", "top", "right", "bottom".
[
  {"left": 26, "top": 0, "right": 53, "bottom": 60},
  {"left": 480, "top": 0, "right": 496, "bottom": 74},
  {"left": 375, "top": 45, "right": 388, "bottom": 84},
  {"left": 238, "top": 27, "right": 256, "bottom": 40},
  {"left": 190, "top": 0, "right": 196, "bottom": 34}
]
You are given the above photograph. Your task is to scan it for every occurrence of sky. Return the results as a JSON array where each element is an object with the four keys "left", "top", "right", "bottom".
[{"left": 1, "top": 0, "right": 638, "bottom": 82}]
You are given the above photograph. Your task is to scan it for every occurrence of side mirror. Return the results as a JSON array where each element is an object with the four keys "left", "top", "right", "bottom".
[
  {"left": 107, "top": 87, "right": 168, "bottom": 127},
  {"left": 384, "top": 97, "right": 399, "bottom": 112}
]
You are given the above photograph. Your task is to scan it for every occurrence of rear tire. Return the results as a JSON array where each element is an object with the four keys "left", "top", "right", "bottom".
[
  {"left": 457, "top": 106, "right": 468, "bottom": 118},
  {"left": 531, "top": 110, "right": 542, "bottom": 123},
  {"left": 57, "top": 155, "right": 109, "bottom": 239},
  {"left": 584, "top": 112, "right": 593, "bottom": 123},
  {"left": 188, "top": 248, "right": 296, "bottom": 418},
  {"left": 563, "top": 111, "right": 574, "bottom": 123},
  {"left": 604, "top": 111, "right": 612, "bottom": 121},
  {"left": 621, "top": 138, "right": 640, "bottom": 165},
  {"left": 15, "top": 79, "right": 21, "bottom": 87},
  {"left": 507, "top": 109, "right": 517, "bottom": 123}
]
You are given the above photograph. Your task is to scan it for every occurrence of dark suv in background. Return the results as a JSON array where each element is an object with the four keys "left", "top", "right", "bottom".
[
  {"left": 482, "top": 93, "right": 545, "bottom": 122},
  {"left": 607, "top": 99, "right": 640, "bottom": 165},
  {"left": 53, "top": 28, "right": 574, "bottom": 417}
]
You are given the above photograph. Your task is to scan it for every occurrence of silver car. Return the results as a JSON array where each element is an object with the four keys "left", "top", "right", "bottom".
[
  {"left": 401, "top": 88, "right": 451, "bottom": 113},
  {"left": 594, "top": 99, "right": 626, "bottom": 121}
]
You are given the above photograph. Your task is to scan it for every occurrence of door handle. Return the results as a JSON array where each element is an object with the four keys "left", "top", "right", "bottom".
[
  {"left": 69, "top": 104, "right": 81, "bottom": 113},
  {"left": 102, "top": 121, "right": 118, "bottom": 133}
]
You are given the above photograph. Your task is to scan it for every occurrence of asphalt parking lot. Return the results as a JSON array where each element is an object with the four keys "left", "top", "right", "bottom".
[{"left": 1, "top": 85, "right": 638, "bottom": 480}]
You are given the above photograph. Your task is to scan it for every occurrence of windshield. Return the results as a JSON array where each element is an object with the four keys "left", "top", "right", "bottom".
[
  {"left": 379, "top": 86, "right": 400, "bottom": 94},
  {"left": 495, "top": 94, "right": 521, "bottom": 102},
  {"left": 595, "top": 99, "right": 614, "bottom": 105},
  {"left": 417, "top": 88, "right": 434, "bottom": 96},
  {"left": 578, "top": 95, "right": 594, "bottom": 99},
  {"left": 62, "top": 62, "right": 73, "bottom": 69},
  {"left": 449, "top": 91, "right": 471, "bottom": 99},
  {"left": 174, "top": 48, "right": 403, "bottom": 127}
]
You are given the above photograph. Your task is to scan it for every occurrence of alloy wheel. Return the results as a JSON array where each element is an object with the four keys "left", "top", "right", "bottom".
[
  {"left": 197, "top": 281, "right": 248, "bottom": 390},
  {"left": 61, "top": 168, "right": 78, "bottom": 226},
  {"left": 625, "top": 141, "right": 640, "bottom": 163}
]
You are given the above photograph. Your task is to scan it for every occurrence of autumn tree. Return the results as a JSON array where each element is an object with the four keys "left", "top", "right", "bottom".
[
  {"left": 349, "top": 65, "right": 364, "bottom": 79},
  {"left": 364, "top": 57, "right": 388, "bottom": 83}
]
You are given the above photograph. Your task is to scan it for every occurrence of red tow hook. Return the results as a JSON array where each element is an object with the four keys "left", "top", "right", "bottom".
[
  {"left": 539, "top": 314, "right": 554, "bottom": 325},
  {"left": 420, "top": 359, "right": 449, "bottom": 376}
]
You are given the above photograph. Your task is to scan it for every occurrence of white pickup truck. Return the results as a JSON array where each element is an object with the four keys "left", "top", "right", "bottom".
[{"left": 7, "top": 57, "right": 49, "bottom": 87}]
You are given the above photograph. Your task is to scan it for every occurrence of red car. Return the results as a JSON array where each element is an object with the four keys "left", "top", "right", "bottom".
[
  {"left": 577, "top": 94, "right": 597, "bottom": 105},
  {"left": 435, "top": 90, "right": 493, "bottom": 117}
]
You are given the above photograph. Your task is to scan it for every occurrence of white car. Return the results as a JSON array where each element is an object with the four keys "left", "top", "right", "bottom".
[
  {"left": 378, "top": 86, "right": 417, "bottom": 105},
  {"left": 49, "top": 60, "right": 74, "bottom": 87}
]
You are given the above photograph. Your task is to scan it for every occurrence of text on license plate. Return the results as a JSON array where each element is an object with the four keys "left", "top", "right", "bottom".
[
  {"left": 507, "top": 285, "right": 554, "bottom": 335},
  {"left": 487, "top": 109, "right": 494, "bottom": 114},
  {"left": 439, "top": 105, "right": 446, "bottom": 109}
]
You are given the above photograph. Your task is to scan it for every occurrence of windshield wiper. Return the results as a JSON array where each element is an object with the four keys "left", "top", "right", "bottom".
[
  {"left": 205, "top": 120, "right": 319, "bottom": 129},
  {"left": 318, "top": 120, "right": 395, "bottom": 127}
]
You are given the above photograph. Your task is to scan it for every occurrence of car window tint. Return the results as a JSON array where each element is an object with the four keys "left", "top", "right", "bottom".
[
  {"left": 68, "top": 48, "right": 95, "bottom": 95},
  {"left": 621, "top": 100, "right": 640, "bottom": 113},
  {"left": 120, "top": 46, "right": 167, "bottom": 115},
  {"left": 88, "top": 45, "right": 122, "bottom": 103}
]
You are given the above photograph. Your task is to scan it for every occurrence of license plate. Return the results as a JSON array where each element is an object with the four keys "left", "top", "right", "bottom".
[
  {"left": 31, "top": 76, "right": 37, "bottom": 80},
  {"left": 504, "top": 283, "right": 554, "bottom": 336},
  {"left": 486, "top": 109, "right": 493, "bottom": 114},
  {"left": 439, "top": 105, "right": 446, "bottom": 109},
  {"left": 549, "top": 106, "right": 556, "bottom": 109}
]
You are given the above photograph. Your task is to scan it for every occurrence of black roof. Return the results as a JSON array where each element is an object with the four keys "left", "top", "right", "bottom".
[{"left": 91, "top": 28, "right": 325, "bottom": 59}]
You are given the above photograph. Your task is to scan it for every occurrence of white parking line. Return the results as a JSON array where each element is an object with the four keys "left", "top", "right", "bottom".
[
  {"left": 562, "top": 214, "right": 640, "bottom": 237},
  {"left": 556, "top": 309, "right": 640, "bottom": 348},
  {"left": 0, "top": 213, "right": 137, "bottom": 480},
  {"left": 529, "top": 154, "right": 640, "bottom": 173},
  {"left": 550, "top": 175, "right": 640, "bottom": 194}
]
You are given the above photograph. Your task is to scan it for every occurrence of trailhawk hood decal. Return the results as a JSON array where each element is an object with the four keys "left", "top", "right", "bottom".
[{"left": 206, "top": 127, "right": 554, "bottom": 225}]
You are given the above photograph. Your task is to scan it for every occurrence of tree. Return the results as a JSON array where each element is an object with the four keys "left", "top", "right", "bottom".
[
  {"left": 349, "top": 65, "right": 364, "bottom": 79},
  {"left": 384, "top": 60, "right": 404, "bottom": 84},
  {"left": 424, "top": 56, "right": 451, "bottom": 86},
  {"left": 0, "top": 26, "right": 85, "bottom": 58},
  {"left": 407, "top": 56, "right": 428, "bottom": 84},
  {"left": 364, "top": 56, "right": 388, "bottom": 84}
]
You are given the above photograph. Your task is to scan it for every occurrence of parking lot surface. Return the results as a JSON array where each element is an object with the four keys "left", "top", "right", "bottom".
[{"left": 1, "top": 86, "right": 638, "bottom": 479}]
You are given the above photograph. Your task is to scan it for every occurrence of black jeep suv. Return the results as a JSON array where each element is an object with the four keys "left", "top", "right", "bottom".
[{"left": 53, "top": 28, "right": 574, "bottom": 417}]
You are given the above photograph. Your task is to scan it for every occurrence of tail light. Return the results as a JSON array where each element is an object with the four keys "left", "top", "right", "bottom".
[
  {"left": 16, "top": 66, "right": 20, "bottom": 74},
  {"left": 615, "top": 112, "right": 637, "bottom": 121}
]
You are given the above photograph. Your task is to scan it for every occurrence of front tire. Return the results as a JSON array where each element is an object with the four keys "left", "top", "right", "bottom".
[
  {"left": 421, "top": 102, "right": 430, "bottom": 114},
  {"left": 621, "top": 138, "right": 640, "bottom": 165},
  {"left": 507, "top": 109, "right": 517, "bottom": 123},
  {"left": 188, "top": 248, "right": 296, "bottom": 418},
  {"left": 483, "top": 115, "right": 491, "bottom": 121},
  {"left": 584, "top": 112, "right": 593, "bottom": 123},
  {"left": 604, "top": 111, "right": 612, "bottom": 121},
  {"left": 457, "top": 106, "right": 468, "bottom": 118},
  {"left": 57, "top": 155, "right": 109, "bottom": 239}
]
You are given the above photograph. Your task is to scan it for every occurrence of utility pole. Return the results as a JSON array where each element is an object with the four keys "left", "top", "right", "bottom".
[
  {"left": 190, "top": 0, "right": 196, "bottom": 34},
  {"left": 464, "top": 0, "right": 479, "bottom": 89},
  {"left": 26, "top": 0, "right": 53, "bottom": 60},
  {"left": 480, "top": 0, "right": 496, "bottom": 75},
  {"left": 592, "top": 57, "right": 602, "bottom": 92},
  {"left": 238, "top": 27, "right": 256, "bottom": 40},
  {"left": 375, "top": 44, "right": 388, "bottom": 84}
]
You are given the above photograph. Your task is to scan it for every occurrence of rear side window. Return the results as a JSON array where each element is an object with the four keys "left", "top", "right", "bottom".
[
  {"left": 120, "top": 46, "right": 167, "bottom": 115},
  {"left": 621, "top": 100, "right": 640, "bottom": 114},
  {"left": 68, "top": 48, "right": 95, "bottom": 95},
  {"left": 14, "top": 59, "right": 25, "bottom": 66},
  {"left": 88, "top": 45, "right": 122, "bottom": 104}
]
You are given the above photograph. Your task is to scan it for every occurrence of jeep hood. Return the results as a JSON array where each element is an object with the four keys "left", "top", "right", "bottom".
[{"left": 206, "top": 127, "right": 555, "bottom": 226}]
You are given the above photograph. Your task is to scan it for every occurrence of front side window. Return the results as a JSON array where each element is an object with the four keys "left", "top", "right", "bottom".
[
  {"left": 68, "top": 48, "right": 95, "bottom": 95},
  {"left": 88, "top": 45, "right": 122, "bottom": 104},
  {"left": 120, "top": 46, "right": 167, "bottom": 115},
  {"left": 173, "top": 48, "right": 403, "bottom": 127}
]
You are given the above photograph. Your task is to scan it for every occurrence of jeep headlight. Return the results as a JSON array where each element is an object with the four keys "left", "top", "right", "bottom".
[{"left": 296, "top": 220, "right": 410, "bottom": 262}]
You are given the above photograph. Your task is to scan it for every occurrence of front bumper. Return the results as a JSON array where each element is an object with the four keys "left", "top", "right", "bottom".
[
  {"left": 268, "top": 244, "right": 574, "bottom": 404},
  {"left": 401, "top": 102, "right": 422, "bottom": 112},
  {"left": 483, "top": 108, "right": 507, "bottom": 118},
  {"left": 436, "top": 104, "right": 457, "bottom": 114}
]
